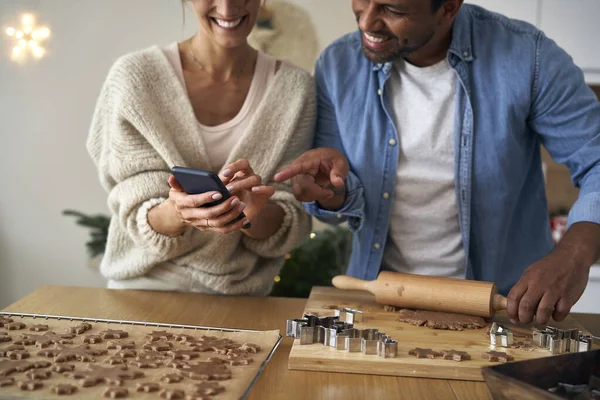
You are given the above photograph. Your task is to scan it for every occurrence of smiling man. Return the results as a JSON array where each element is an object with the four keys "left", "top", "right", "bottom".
[{"left": 275, "top": 0, "right": 600, "bottom": 325}]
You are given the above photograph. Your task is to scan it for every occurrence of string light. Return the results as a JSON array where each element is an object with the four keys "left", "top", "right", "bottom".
[
  {"left": 273, "top": 276, "right": 281, "bottom": 283},
  {"left": 310, "top": 232, "right": 317, "bottom": 239},
  {"left": 5, "top": 13, "right": 50, "bottom": 61}
]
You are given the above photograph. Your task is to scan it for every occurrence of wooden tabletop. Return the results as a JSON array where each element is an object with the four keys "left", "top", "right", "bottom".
[{"left": 3, "top": 286, "right": 598, "bottom": 400}]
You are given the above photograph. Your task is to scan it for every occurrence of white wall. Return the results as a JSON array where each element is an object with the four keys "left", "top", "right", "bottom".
[
  {"left": 0, "top": 0, "right": 356, "bottom": 308},
  {"left": 0, "top": 0, "right": 598, "bottom": 312}
]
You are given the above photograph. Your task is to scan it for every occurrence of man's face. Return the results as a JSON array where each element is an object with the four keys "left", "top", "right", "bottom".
[{"left": 352, "top": 0, "right": 443, "bottom": 63}]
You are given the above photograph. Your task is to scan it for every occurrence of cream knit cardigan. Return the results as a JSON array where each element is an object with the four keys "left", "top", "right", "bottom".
[{"left": 87, "top": 46, "right": 315, "bottom": 295}]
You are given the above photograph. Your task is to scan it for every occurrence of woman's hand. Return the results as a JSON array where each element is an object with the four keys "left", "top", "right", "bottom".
[
  {"left": 166, "top": 175, "right": 249, "bottom": 234},
  {"left": 219, "top": 159, "right": 275, "bottom": 222}
]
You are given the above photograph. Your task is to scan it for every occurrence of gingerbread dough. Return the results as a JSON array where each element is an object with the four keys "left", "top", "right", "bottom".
[{"left": 397, "top": 309, "right": 486, "bottom": 330}]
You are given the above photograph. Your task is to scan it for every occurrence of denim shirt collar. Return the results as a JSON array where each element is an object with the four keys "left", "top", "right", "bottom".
[{"left": 372, "top": 6, "right": 474, "bottom": 73}]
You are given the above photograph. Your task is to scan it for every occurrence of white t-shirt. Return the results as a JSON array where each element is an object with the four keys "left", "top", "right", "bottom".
[{"left": 382, "top": 58, "right": 466, "bottom": 279}]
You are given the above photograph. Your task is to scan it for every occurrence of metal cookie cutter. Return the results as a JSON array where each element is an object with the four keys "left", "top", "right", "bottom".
[
  {"left": 361, "top": 331, "right": 386, "bottom": 355},
  {"left": 379, "top": 338, "right": 398, "bottom": 358},
  {"left": 334, "top": 308, "right": 364, "bottom": 324},
  {"left": 337, "top": 328, "right": 379, "bottom": 352},
  {"left": 489, "top": 322, "right": 514, "bottom": 347},
  {"left": 531, "top": 326, "right": 595, "bottom": 354},
  {"left": 286, "top": 314, "right": 353, "bottom": 346}
]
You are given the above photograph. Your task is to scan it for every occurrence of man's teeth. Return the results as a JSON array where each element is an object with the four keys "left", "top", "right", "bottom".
[
  {"left": 364, "top": 32, "right": 387, "bottom": 43},
  {"left": 215, "top": 18, "right": 243, "bottom": 28}
]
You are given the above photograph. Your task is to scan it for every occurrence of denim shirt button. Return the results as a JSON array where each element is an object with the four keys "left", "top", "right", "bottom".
[
  {"left": 377, "top": 88, "right": 382, "bottom": 96},
  {"left": 336, "top": 214, "right": 344, "bottom": 219},
  {"left": 373, "top": 243, "right": 381, "bottom": 250},
  {"left": 388, "top": 138, "right": 397, "bottom": 146},
  {"left": 382, "top": 192, "right": 390, "bottom": 200}
]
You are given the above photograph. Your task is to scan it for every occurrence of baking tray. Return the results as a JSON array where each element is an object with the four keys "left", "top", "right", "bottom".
[
  {"left": 0, "top": 311, "right": 282, "bottom": 400},
  {"left": 482, "top": 349, "right": 599, "bottom": 400}
]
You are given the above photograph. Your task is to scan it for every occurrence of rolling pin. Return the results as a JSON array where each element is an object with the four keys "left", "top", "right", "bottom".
[{"left": 332, "top": 271, "right": 508, "bottom": 318}]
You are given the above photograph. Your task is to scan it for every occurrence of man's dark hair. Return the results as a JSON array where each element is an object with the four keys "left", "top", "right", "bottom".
[{"left": 432, "top": 0, "right": 446, "bottom": 11}]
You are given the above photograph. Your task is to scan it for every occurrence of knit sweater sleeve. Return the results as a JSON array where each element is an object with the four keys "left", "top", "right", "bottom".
[
  {"left": 87, "top": 55, "right": 207, "bottom": 260},
  {"left": 242, "top": 72, "right": 316, "bottom": 257}
]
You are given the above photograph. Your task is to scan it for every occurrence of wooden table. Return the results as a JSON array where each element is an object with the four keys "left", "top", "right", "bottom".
[{"left": 3, "top": 286, "right": 598, "bottom": 400}]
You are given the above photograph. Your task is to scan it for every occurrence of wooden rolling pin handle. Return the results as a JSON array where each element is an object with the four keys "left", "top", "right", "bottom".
[
  {"left": 492, "top": 294, "right": 508, "bottom": 312},
  {"left": 331, "top": 276, "right": 377, "bottom": 295}
]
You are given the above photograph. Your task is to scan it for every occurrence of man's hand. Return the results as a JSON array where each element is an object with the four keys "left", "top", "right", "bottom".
[
  {"left": 507, "top": 222, "right": 600, "bottom": 325},
  {"left": 274, "top": 148, "right": 349, "bottom": 211}
]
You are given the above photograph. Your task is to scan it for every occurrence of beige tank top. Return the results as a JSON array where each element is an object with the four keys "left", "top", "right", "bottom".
[{"left": 162, "top": 42, "right": 278, "bottom": 172}]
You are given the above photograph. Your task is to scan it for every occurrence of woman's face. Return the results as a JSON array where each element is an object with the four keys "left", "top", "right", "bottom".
[{"left": 188, "top": 0, "right": 261, "bottom": 48}]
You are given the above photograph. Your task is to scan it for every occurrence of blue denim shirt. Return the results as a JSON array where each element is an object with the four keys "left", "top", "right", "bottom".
[{"left": 305, "top": 4, "right": 600, "bottom": 295}]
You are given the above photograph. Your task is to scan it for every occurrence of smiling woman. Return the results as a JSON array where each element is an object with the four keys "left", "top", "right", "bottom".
[{"left": 85, "top": 0, "right": 315, "bottom": 295}]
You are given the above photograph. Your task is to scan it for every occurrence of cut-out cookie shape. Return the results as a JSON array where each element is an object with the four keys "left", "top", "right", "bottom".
[
  {"left": 51, "top": 383, "right": 78, "bottom": 395},
  {"left": 509, "top": 341, "right": 535, "bottom": 351},
  {"left": 115, "top": 349, "right": 137, "bottom": 358},
  {"left": 160, "top": 373, "right": 183, "bottom": 383},
  {"left": 0, "top": 316, "right": 14, "bottom": 327},
  {"left": 0, "top": 333, "right": 12, "bottom": 343},
  {"left": 29, "top": 324, "right": 49, "bottom": 332},
  {"left": 25, "top": 369, "right": 51, "bottom": 380},
  {"left": 189, "top": 381, "right": 226, "bottom": 396},
  {"left": 65, "top": 364, "right": 144, "bottom": 387},
  {"left": 166, "top": 350, "right": 200, "bottom": 360},
  {"left": 17, "top": 379, "right": 43, "bottom": 391},
  {"left": 131, "top": 352, "right": 164, "bottom": 368},
  {"left": 173, "top": 334, "right": 197, "bottom": 343},
  {"left": 107, "top": 340, "right": 136, "bottom": 350},
  {"left": 38, "top": 344, "right": 107, "bottom": 363},
  {"left": 0, "top": 344, "right": 25, "bottom": 357},
  {"left": 143, "top": 340, "right": 173, "bottom": 352},
  {"left": 145, "top": 331, "right": 173, "bottom": 342},
  {"left": 0, "top": 360, "right": 35, "bottom": 376},
  {"left": 103, "top": 387, "right": 129, "bottom": 398},
  {"left": 67, "top": 323, "right": 92, "bottom": 335},
  {"left": 159, "top": 389, "right": 185, "bottom": 399},
  {"left": 239, "top": 343, "right": 261, "bottom": 353},
  {"left": 481, "top": 351, "right": 514, "bottom": 363},
  {"left": 14, "top": 331, "right": 75, "bottom": 348},
  {"left": 408, "top": 348, "right": 442, "bottom": 359},
  {"left": 6, "top": 322, "right": 27, "bottom": 331},
  {"left": 177, "top": 362, "right": 232, "bottom": 381},
  {"left": 51, "top": 363, "right": 75, "bottom": 373},
  {"left": 441, "top": 350, "right": 471, "bottom": 362},
  {"left": 5, "top": 349, "right": 30, "bottom": 360},
  {"left": 136, "top": 382, "right": 160, "bottom": 393},
  {"left": 104, "top": 356, "right": 126, "bottom": 366},
  {"left": 82, "top": 335, "right": 103, "bottom": 344},
  {"left": 0, "top": 377, "right": 14, "bottom": 387},
  {"left": 98, "top": 329, "right": 129, "bottom": 339},
  {"left": 164, "top": 359, "right": 188, "bottom": 369}
]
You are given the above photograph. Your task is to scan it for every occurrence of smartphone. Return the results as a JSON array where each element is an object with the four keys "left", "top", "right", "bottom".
[{"left": 171, "top": 166, "right": 250, "bottom": 228}]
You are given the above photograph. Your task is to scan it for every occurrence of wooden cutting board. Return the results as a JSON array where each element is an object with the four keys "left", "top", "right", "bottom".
[{"left": 288, "top": 286, "right": 590, "bottom": 381}]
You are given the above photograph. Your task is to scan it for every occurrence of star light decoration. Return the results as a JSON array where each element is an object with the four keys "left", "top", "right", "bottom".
[{"left": 5, "top": 14, "right": 50, "bottom": 61}]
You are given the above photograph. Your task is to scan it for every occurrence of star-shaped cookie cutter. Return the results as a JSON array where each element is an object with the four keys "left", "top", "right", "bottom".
[
  {"left": 532, "top": 326, "right": 595, "bottom": 354},
  {"left": 489, "top": 322, "right": 514, "bottom": 347}
]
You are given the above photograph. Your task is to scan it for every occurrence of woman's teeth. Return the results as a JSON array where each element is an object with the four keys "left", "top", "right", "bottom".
[
  {"left": 364, "top": 32, "right": 388, "bottom": 43},
  {"left": 214, "top": 17, "right": 243, "bottom": 28}
]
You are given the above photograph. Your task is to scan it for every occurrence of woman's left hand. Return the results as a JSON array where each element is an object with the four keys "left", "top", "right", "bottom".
[{"left": 219, "top": 159, "right": 275, "bottom": 222}]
